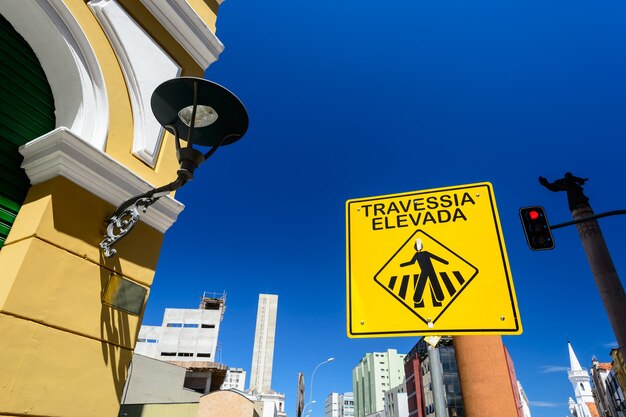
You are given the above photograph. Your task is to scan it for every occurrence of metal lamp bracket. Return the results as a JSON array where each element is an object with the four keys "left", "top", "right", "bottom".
[
  {"left": 100, "top": 197, "right": 156, "bottom": 257},
  {"left": 99, "top": 77, "right": 248, "bottom": 258}
]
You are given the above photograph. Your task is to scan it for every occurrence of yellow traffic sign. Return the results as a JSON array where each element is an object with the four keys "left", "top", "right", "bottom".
[{"left": 346, "top": 182, "right": 521, "bottom": 338}]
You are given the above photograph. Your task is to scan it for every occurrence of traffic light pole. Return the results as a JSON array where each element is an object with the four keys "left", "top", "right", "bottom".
[
  {"left": 549, "top": 209, "right": 626, "bottom": 230},
  {"left": 569, "top": 206, "right": 626, "bottom": 363},
  {"left": 540, "top": 174, "right": 626, "bottom": 363}
]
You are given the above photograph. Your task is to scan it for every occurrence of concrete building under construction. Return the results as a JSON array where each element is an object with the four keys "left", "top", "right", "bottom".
[
  {"left": 136, "top": 292, "right": 226, "bottom": 362},
  {"left": 133, "top": 292, "right": 228, "bottom": 393}
]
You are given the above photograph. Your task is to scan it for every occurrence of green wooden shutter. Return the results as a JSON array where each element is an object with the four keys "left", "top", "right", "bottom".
[{"left": 0, "top": 13, "right": 55, "bottom": 249}]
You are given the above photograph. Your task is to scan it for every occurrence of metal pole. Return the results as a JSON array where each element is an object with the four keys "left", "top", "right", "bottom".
[
  {"left": 572, "top": 206, "right": 626, "bottom": 362},
  {"left": 427, "top": 345, "right": 447, "bottom": 417}
]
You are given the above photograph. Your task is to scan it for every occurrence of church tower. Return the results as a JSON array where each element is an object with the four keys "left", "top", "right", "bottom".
[{"left": 567, "top": 342, "right": 596, "bottom": 417}]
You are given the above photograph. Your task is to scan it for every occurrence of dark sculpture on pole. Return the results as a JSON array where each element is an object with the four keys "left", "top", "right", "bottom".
[{"left": 539, "top": 172, "right": 590, "bottom": 211}]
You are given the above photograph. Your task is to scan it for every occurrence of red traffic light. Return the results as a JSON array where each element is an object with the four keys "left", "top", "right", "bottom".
[{"left": 519, "top": 206, "right": 554, "bottom": 250}]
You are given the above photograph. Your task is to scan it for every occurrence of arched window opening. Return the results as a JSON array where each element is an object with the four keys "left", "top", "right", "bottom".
[{"left": 0, "top": 13, "right": 55, "bottom": 248}]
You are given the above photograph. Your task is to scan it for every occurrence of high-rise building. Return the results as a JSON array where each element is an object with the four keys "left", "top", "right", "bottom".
[
  {"left": 130, "top": 292, "right": 230, "bottom": 394},
  {"left": 343, "top": 392, "right": 355, "bottom": 417},
  {"left": 404, "top": 337, "right": 463, "bottom": 417},
  {"left": 353, "top": 349, "right": 406, "bottom": 417},
  {"left": 247, "top": 294, "right": 286, "bottom": 417},
  {"left": 326, "top": 392, "right": 355, "bottom": 417},
  {"left": 326, "top": 393, "right": 341, "bottom": 417},
  {"left": 250, "top": 294, "right": 279, "bottom": 394},
  {"left": 222, "top": 367, "right": 247, "bottom": 391},
  {"left": 135, "top": 292, "right": 225, "bottom": 362},
  {"left": 324, "top": 392, "right": 341, "bottom": 417},
  {"left": 567, "top": 342, "right": 599, "bottom": 417},
  {"left": 384, "top": 383, "right": 408, "bottom": 417},
  {"left": 404, "top": 337, "right": 529, "bottom": 417}
]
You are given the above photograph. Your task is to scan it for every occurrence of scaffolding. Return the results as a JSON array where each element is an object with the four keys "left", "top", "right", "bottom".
[{"left": 199, "top": 291, "right": 226, "bottom": 322}]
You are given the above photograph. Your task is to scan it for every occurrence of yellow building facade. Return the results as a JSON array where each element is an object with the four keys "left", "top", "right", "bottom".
[
  {"left": 610, "top": 348, "right": 626, "bottom": 394},
  {"left": 0, "top": 1, "right": 227, "bottom": 416}
]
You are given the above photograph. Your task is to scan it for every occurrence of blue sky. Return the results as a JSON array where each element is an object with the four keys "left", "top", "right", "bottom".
[{"left": 142, "top": 1, "right": 626, "bottom": 416}]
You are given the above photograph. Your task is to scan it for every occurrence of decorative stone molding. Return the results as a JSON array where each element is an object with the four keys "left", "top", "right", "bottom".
[
  {"left": 19, "top": 128, "right": 184, "bottom": 233},
  {"left": 140, "top": 0, "right": 225, "bottom": 69},
  {"left": 0, "top": 1, "right": 109, "bottom": 151},
  {"left": 89, "top": 0, "right": 181, "bottom": 167}
]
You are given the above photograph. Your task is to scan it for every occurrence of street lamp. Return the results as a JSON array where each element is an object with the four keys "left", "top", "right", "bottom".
[
  {"left": 309, "top": 357, "right": 334, "bottom": 415},
  {"left": 302, "top": 400, "right": 316, "bottom": 415},
  {"left": 100, "top": 77, "right": 248, "bottom": 257}
]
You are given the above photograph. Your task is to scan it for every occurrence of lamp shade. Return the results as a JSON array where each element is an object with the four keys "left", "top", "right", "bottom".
[{"left": 151, "top": 77, "right": 249, "bottom": 147}]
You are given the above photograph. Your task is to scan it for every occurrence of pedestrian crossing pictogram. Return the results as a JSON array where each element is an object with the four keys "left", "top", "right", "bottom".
[
  {"left": 374, "top": 230, "right": 478, "bottom": 325},
  {"left": 346, "top": 182, "right": 522, "bottom": 337}
]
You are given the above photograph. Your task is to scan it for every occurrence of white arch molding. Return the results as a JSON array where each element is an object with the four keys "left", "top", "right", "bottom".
[
  {"left": 3, "top": 2, "right": 185, "bottom": 233},
  {"left": 0, "top": 1, "right": 109, "bottom": 150},
  {"left": 89, "top": 0, "right": 181, "bottom": 167},
  {"left": 88, "top": 0, "right": 226, "bottom": 166}
]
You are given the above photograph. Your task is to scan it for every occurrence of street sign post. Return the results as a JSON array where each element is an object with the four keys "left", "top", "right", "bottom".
[{"left": 346, "top": 182, "right": 521, "bottom": 338}]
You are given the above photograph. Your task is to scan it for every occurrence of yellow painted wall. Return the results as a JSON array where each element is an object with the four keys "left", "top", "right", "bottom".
[
  {"left": 0, "top": 314, "right": 132, "bottom": 417},
  {"left": 5, "top": 176, "right": 163, "bottom": 283},
  {"left": 188, "top": 0, "right": 220, "bottom": 31},
  {"left": 611, "top": 349, "right": 626, "bottom": 394},
  {"left": 0, "top": 177, "right": 158, "bottom": 416},
  {"left": 0, "top": 238, "right": 143, "bottom": 347}
]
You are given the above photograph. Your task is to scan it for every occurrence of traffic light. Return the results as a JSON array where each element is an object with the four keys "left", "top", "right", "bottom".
[{"left": 519, "top": 206, "right": 554, "bottom": 250}]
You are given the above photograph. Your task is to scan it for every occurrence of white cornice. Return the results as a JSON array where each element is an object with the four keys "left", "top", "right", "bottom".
[
  {"left": 19, "top": 127, "right": 184, "bottom": 233},
  {"left": 140, "top": 0, "right": 225, "bottom": 69}
]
